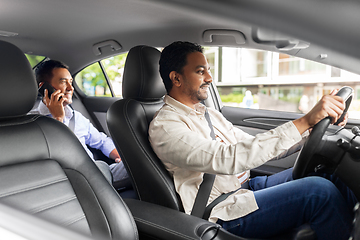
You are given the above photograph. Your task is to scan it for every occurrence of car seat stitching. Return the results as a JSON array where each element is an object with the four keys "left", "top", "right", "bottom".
[
  {"left": 64, "top": 168, "right": 113, "bottom": 236},
  {"left": 62, "top": 213, "right": 87, "bottom": 227},
  {"left": 134, "top": 217, "right": 196, "bottom": 240},
  {"left": 33, "top": 118, "right": 52, "bottom": 158},
  {"left": 30, "top": 195, "right": 78, "bottom": 214},
  {"left": 0, "top": 176, "right": 68, "bottom": 199},
  {"left": 139, "top": 46, "right": 145, "bottom": 98},
  {"left": 65, "top": 167, "right": 139, "bottom": 240},
  {"left": 0, "top": 115, "right": 39, "bottom": 127}
]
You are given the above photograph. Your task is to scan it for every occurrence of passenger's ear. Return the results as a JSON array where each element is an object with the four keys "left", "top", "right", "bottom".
[{"left": 169, "top": 71, "right": 181, "bottom": 87}]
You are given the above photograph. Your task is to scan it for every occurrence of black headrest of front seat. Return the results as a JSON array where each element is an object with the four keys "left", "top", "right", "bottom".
[
  {"left": 122, "top": 45, "right": 166, "bottom": 101},
  {"left": 0, "top": 40, "right": 37, "bottom": 119}
]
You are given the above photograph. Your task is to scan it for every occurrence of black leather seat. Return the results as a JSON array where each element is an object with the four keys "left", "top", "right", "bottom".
[
  {"left": 107, "top": 45, "right": 316, "bottom": 240},
  {"left": 107, "top": 45, "right": 181, "bottom": 211},
  {"left": 0, "top": 40, "right": 138, "bottom": 240}
]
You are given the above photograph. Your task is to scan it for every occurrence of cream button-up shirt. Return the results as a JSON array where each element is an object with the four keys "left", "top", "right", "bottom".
[{"left": 149, "top": 95, "right": 303, "bottom": 223}]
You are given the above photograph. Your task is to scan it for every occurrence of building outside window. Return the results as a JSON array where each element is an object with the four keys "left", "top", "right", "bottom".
[{"left": 204, "top": 47, "right": 360, "bottom": 119}]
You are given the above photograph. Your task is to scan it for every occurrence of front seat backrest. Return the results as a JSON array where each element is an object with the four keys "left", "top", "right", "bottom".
[
  {"left": 107, "top": 45, "right": 184, "bottom": 211},
  {"left": 0, "top": 40, "right": 138, "bottom": 240}
]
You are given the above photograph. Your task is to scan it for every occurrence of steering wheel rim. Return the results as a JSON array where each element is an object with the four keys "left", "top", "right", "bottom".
[{"left": 292, "top": 86, "right": 354, "bottom": 179}]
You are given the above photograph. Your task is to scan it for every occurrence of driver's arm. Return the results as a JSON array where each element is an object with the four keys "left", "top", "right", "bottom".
[
  {"left": 270, "top": 132, "right": 309, "bottom": 161},
  {"left": 293, "top": 89, "right": 345, "bottom": 135}
]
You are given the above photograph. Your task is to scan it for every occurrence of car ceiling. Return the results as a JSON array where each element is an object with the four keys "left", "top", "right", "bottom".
[{"left": 1, "top": 0, "right": 360, "bottom": 76}]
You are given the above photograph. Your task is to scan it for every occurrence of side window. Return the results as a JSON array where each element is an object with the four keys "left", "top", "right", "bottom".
[
  {"left": 75, "top": 62, "right": 109, "bottom": 97},
  {"left": 25, "top": 54, "right": 46, "bottom": 68},
  {"left": 75, "top": 52, "right": 128, "bottom": 98},
  {"left": 205, "top": 47, "right": 360, "bottom": 120}
]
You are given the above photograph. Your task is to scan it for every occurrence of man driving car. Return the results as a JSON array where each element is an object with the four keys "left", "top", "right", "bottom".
[{"left": 149, "top": 41, "right": 356, "bottom": 240}]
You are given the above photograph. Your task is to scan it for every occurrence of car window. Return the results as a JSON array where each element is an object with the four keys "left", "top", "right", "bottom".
[
  {"left": 25, "top": 54, "right": 46, "bottom": 68},
  {"left": 75, "top": 62, "right": 109, "bottom": 97},
  {"left": 75, "top": 52, "right": 128, "bottom": 98},
  {"left": 205, "top": 47, "right": 360, "bottom": 120}
]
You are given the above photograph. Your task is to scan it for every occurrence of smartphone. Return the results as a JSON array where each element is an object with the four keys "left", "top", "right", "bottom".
[{"left": 38, "top": 82, "right": 56, "bottom": 99}]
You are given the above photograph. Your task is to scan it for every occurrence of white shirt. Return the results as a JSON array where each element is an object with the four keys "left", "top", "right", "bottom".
[
  {"left": 149, "top": 95, "right": 303, "bottom": 223},
  {"left": 30, "top": 101, "right": 115, "bottom": 160}
]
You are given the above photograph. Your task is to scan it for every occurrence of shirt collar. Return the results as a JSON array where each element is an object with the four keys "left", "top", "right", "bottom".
[
  {"left": 38, "top": 101, "right": 73, "bottom": 119},
  {"left": 163, "top": 95, "right": 206, "bottom": 116}
]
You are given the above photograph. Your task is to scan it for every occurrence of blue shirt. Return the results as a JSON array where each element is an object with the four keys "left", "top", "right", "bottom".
[{"left": 30, "top": 101, "right": 116, "bottom": 160}]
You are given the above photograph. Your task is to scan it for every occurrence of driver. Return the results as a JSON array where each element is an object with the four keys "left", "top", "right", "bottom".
[{"left": 149, "top": 41, "right": 356, "bottom": 240}]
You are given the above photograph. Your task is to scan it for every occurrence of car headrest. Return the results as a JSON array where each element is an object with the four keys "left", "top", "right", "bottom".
[
  {"left": 0, "top": 40, "right": 37, "bottom": 119},
  {"left": 122, "top": 45, "right": 166, "bottom": 101}
]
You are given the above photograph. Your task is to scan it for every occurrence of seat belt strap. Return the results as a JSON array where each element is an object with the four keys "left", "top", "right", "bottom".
[
  {"left": 68, "top": 105, "right": 75, "bottom": 132},
  {"left": 202, "top": 182, "right": 249, "bottom": 220},
  {"left": 191, "top": 104, "right": 249, "bottom": 220},
  {"left": 203, "top": 188, "right": 238, "bottom": 220},
  {"left": 204, "top": 107, "right": 216, "bottom": 140},
  {"left": 191, "top": 105, "right": 216, "bottom": 219}
]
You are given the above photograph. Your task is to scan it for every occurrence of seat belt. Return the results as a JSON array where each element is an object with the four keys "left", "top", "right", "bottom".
[
  {"left": 68, "top": 105, "right": 75, "bottom": 132},
  {"left": 191, "top": 104, "right": 248, "bottom": 220},
  {"left": 190, "top": 106, "right": 216, "bottom": 219}
]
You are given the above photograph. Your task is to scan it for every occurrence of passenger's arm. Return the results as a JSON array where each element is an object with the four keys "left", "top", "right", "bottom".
[
  {"left": 82, "top": 116, "right": 117, "bottom": 159},
  {"left": 109, "top": 148, "right": 122, "bottom": 163}
]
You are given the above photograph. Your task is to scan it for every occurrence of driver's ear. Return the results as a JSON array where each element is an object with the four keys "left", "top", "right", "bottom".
[{"left": 170, "top": 71, "right": 181, "bottom": 87}]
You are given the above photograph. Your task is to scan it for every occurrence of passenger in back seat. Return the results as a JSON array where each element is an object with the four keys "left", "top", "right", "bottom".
[{"left": 30, "top": 60, "right": 130, "bottom": 191}]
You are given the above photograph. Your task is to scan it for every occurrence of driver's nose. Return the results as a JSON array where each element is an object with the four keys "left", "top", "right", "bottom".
[{"left": 205, "top": 71, "right": 212, "bottom": 84}]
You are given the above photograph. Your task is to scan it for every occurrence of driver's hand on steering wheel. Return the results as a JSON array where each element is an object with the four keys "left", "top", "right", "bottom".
[
  {"left": 293, "top": 89, "right": 345, "bottom": 134},
  {"left": 337, "top": 112, "right": 348, "bottom": 127}
]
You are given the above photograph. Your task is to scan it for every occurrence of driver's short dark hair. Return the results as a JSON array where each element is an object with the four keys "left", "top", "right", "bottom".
[
  {"left": 35, "top": 60, "right": 69, "bottom": 85},
  {"left": 159, "top": 41, "right": 203, "bottom": 93}
]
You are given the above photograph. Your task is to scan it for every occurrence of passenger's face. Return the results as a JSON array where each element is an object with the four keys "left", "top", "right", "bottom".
[
  {"left": 49, "top": 68, "right": 74, "bottom": 105},
  {"left": 179, "top": 51, "right": 213, "bottom": 104}
]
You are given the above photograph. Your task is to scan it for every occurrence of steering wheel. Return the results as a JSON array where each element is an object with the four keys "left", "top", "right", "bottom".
[{"left": 292, "top": 86, "right": 354, "bottom": 179}]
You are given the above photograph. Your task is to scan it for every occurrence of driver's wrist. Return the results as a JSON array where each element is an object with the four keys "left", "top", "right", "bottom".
[{"left": 293, "top": 117, "right": 311, "bottom": 135}]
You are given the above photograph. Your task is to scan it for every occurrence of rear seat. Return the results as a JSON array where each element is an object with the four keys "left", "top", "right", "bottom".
[
  {"left": 31, "top": 94, "right": 138, "bottom": 199},
  {"left": 31, "top": 93, "right": 112, "bottom": 163}
]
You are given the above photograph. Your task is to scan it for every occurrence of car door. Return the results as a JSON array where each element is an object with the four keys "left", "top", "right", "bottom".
[
  {"left": 220, "top": 102, "right": 304, "bottom": 176},
  {"left": 205, "top": 46, "right": 360, "bottom": 177},
  {"left": 73, "top": 52, "right": 128, "bottom": 137},
  {"left": 71, "top": 54, "right": 127, "bottom": 162}
]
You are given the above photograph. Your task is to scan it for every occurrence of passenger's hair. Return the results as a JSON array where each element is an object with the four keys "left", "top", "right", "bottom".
[
  {"left": 159, "top": 41, "right": 203, "bottom": 93},
  {"left": 35, "top": 60, "right": 69, "bottom": 85}
]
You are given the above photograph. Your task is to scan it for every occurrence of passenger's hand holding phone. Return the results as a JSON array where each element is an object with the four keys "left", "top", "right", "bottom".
[{"left": 39, "top": 82, "right": 67, "bottom": 122}]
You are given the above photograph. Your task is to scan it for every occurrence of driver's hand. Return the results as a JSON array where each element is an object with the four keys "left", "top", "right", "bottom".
[
  {"left": 43, "top": 89, "right": 67, "bottom": 122},
  {"left": 337, "top": 112, "right": 348, "bottom": 127},
  {"left": 293, "top": 89, "right": 345, "bottom": 134}
]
